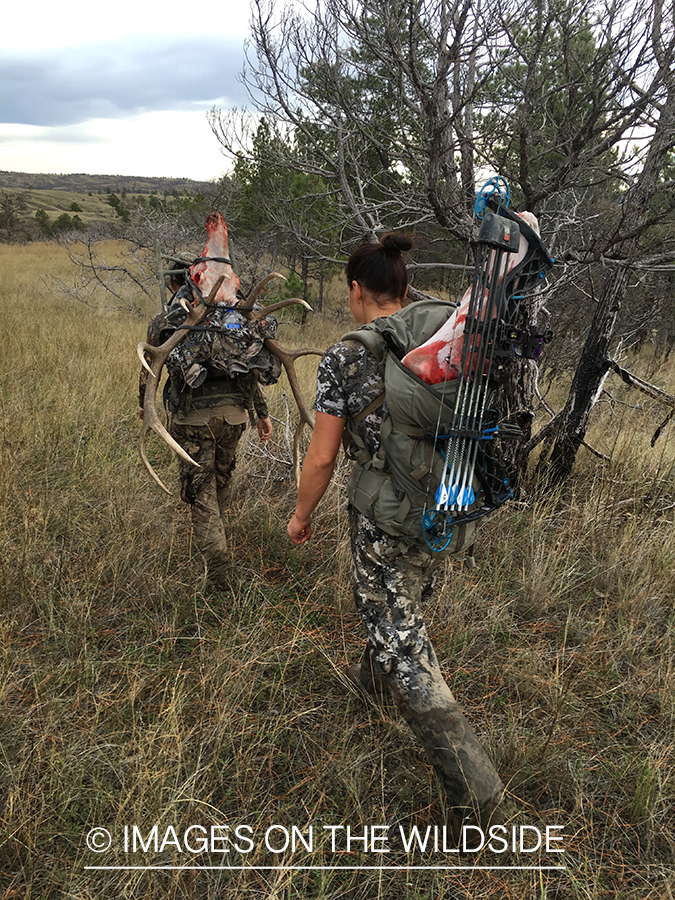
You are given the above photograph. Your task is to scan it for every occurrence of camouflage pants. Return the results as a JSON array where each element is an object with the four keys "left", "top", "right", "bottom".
[
  {"left": 170, "top": 418, "right": 246, "bottom": 588},
  {"left": 349, "top": 506, "right": 504, "bottom": 821}
]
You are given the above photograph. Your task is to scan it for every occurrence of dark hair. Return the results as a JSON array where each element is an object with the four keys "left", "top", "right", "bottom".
[{"left": 346, "top": 232, "right": 414, "bottom": 304}]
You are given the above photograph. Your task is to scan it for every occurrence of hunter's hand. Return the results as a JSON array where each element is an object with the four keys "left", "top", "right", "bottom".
[
  {"left": 287, "top": 513, "right": 312, "bottom": 545},
  {"left": 257, "top": 417, "right": 273, "bottom": 442}
]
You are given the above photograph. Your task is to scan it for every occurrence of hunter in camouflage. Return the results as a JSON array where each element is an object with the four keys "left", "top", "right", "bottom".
[
  {"left": 316, "top": 339, "right": 504, "bottom": 827},
  {"left": 139, "top": 290, "right": 278, "bottom": 588},
  {"left": 288, "top": 233, "right": 509, "bottom": 836}
]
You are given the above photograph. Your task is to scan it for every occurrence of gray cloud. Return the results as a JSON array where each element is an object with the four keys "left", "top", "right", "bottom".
[{"left": 0, "top": 36, "right": 247, "bottom": 127}]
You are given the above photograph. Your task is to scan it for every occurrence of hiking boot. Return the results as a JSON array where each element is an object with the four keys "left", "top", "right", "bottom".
[
  {"left": 346, "top": 662, "right": 392, "bottom": 703},
  {"left": 445, "top": 793, "right": 517, "bottom": 846},
  {"left": 202, "top": 557, "right": 233, "bottom": 592}
]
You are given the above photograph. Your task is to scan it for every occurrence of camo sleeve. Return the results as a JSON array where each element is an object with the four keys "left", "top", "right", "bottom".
[
  {"left": 253, "top": 383, "right": 269, "bottom": 419},
  {"left": 314, "top": 342, "right": 354, "bottom": 419},
  {"left": 314, "top": 341, "right": 385, "bottom": 457}
]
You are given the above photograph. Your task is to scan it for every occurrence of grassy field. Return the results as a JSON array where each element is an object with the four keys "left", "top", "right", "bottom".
[{"left": 0, "top": 241, "right": 673, "bottom": 899}]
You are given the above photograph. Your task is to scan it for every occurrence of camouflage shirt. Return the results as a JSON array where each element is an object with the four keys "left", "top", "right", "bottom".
[{"left": 314, "top": 340, "right": 385, "bottom": 458}]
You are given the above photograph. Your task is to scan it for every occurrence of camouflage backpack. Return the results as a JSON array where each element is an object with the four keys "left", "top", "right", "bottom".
[
  {"left": 156, "top": 295, "right": 281, "bottom": 419},
  {"left": 343, "top": 299, "right": 512, "bottom": 559}
]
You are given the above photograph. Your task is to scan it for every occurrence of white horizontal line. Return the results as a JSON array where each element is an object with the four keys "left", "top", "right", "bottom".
[{"left": 85, "top": 865, "right": 567, "bottom": 872}]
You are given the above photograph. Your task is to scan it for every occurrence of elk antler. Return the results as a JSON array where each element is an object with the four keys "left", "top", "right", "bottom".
[
  {"left": 267, "top": 339, "right": 323, "bottom": 486},
  {"left": 237, "top": 272, "right": 286, "bottom": 311},
  {"left": 243, "top": 294, "right": 323, "bottom": 485},
  {"left": 137, "top": 276, "right": 225, "bottom": 494},
  {"left": 139, "top": 267, "right": 324, "bottom": 490}
]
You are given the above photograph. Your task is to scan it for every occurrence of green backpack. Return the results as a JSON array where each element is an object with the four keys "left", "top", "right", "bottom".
[{"left": 343, "top": 299, "right": 490, "bottom": 559}]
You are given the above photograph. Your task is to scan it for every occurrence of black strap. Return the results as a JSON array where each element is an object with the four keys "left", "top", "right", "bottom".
[
  {"left": 168, "top": 255, "right": 233, "bottom": 268},
  {"left": 192, "top": 256, "right": 233, "bottom": 266},
  {"left": 351, "top": 390, "right": 385, "bottom": 424}
]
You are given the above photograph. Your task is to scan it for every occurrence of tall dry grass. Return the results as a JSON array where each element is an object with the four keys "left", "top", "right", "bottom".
[{"left": 0, "top": 241, "right": 673, "bottom": 899}]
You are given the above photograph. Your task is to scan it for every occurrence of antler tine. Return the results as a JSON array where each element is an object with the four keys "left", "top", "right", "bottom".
[
  {"left": 248, "top": 297, "right": 313, "bottom": 318},
  {"left": 264, "top": 339, "right": 322, "bottom": 426},
  {"left": 236, "top": 294, "right": 323, "bottom": 484},
  {"left": 263, "top": 338, "right": 324, "bottom": 485},
  {"left": 138, "top": 275, "right": 225, "bottom": 494},
  {"left": 238, "top": 272, "right": 286, "bottom": 311},
  {"left": 139, "top": 422, "right": 186, "bottom": 494}
]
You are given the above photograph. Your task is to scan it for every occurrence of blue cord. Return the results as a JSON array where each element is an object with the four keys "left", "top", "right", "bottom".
[{"left": 474, "top": 176, "right": 510, "bottom": 218}]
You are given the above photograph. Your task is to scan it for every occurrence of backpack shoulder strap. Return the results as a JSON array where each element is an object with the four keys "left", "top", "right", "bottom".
[
  {"left": 340, "top": 300, "right": 455, "bottom": 445},
  {"left": 341, "top": 324, "right": 387, "bottom": 362},
  {"left": 340, "top": 323, "right": 389, "bottom": 428},
  {"left": 337, "top": 326, "right": 387, "bottom": 464}
]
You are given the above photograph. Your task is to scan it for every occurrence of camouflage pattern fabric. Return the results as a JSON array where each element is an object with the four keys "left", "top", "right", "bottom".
[
  {"left": 165, "top": 302, "right": 281, "bottom": 388},
  {"left": 314, "top": 340, "right": 384, "bottom": 458},
  {"left": 139, "top": 306, "right": 273, "bottom": 419},
  {"left": 170, "top": 418, "right": 246, "bottom": 589},
  {"left": 139, "top": 291, "right": 275, "bottom": 588},
  {"left": 349, "top": 506, "right": 504, "bottom": 821},
  {"left": 315, "top": 338, "right": 504, "bottom": 821}
]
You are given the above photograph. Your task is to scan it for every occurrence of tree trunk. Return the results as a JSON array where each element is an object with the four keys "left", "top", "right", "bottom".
[
  {"left": 317, "top": 260, "right": 324, "bottom": 313},
  {"left": 301, "top": 256, "right": 310, "bottom": 326},
  {"left": 545, "top": 266, "right": 629, "bottom": 481},
  {"left": 542, "top": 39, "right": 674, "bottom": 483},
  {"left": 497, "top": 291, "right": 546, "bottom": 483}
]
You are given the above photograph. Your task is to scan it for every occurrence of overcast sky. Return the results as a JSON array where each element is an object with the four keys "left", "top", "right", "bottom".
[{"left": 0, "top": 0, "right": 253, "bottom": 181}]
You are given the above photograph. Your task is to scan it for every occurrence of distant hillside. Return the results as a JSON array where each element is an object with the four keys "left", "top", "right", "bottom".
[
  {"left": 2, "top": 187, "right": 127, "bottom": 229},
  {"left": 0, "top": 170, "right": 214, "bottom": 195}
]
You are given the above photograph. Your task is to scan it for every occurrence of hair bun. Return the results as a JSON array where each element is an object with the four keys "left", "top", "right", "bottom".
[{"left": 380, "top": 232, "right": 414, "bottom": 256}]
